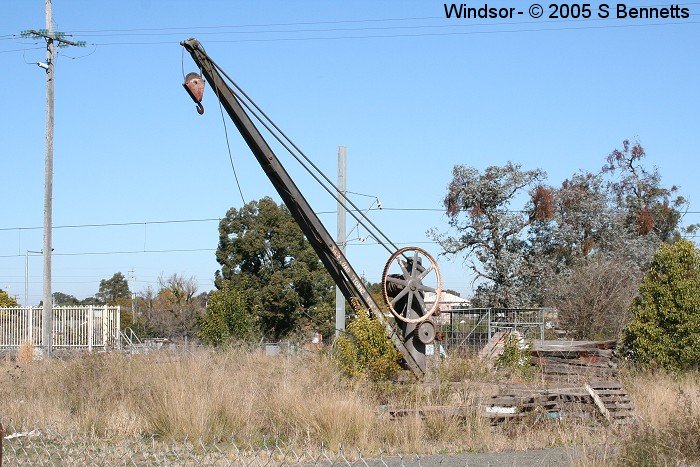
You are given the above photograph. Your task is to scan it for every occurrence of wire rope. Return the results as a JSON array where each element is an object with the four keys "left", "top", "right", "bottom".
[
  {"left": 221, "top": 77, "right": 400, "bottom": 255},
  {"left": 209, "top": 58, "right": 404, "bottom": 255}
]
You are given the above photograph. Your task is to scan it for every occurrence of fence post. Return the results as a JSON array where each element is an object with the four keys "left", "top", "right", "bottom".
[
  {"left": 1, "top": 420, "right": 4, "bottom": 467},
  {"left": 540, "top": 309, "right": 545, "bottom": 343},
  {"left": 27, "top": 307, "right": 33, "bottom": 347},
  {"left": 116, "top": 306, "right": 121, "bottom": 350},
  {"left": 102, "top": 307, "right": 109, "bottom": 350},
  {"left": 87, "top": 305, "right": 94, "bottom": 352},
  {"left": 488, "top": 308, "right": 492, "bottom": 340}
]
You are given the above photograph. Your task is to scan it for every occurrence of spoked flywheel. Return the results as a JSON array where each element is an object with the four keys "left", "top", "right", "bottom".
[{"left": 381, "top": 247, "right": 443, "bottom": 325}]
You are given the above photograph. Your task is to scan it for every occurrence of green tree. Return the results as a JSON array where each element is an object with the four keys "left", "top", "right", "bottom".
[
  {"left": 215, "top": 197, "right": 334, "bottom": 340},
  {"left": 52, "top": 292, "right": 80, "bottom": 306},
  {"left": 198, "top": 285, "right": 259, "bottom": 345},
  {"left": 96, "top": 272, "right": 130, "bottom": 304},
  {"left": 623, "top": 240, "right": 700, "bottom": 370},
  {"left": 0, "top": 289, "right": 19, "bottom": 307}
]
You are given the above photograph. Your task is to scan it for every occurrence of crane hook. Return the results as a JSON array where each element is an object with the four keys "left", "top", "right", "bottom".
[{"left": 183, "top": 72, "right": 205, "bottom": 115}]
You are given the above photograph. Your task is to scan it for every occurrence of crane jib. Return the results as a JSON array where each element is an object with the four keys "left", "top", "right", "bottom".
[{"left": 180, "top": 38, "right": 424, "bottom": 378}]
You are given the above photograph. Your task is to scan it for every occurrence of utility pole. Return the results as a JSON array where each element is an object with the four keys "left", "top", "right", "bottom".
[
  {"left": 41, "top": 0, "right": 55, "bottom": 356},
  {"left": 128, "top": 269, "right": 136, "bottom": 325},
  {"left": 23, "top": 1, "right": 85, "bottom": 356},
  {"left": 335, "top": 146, "right": 347, "bottom": 337}
]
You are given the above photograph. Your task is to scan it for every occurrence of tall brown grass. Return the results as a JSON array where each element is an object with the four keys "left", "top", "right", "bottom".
[
  {"left": 0, "top": 349, "right": 697, "bottom": 460},
  {"left": 16, "top": 341, "right": 34, "bottom": 363}
]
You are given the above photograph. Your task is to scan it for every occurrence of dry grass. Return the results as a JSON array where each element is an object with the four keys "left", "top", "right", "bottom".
[
  {"left": 0, "top": 349, "right": 697, "bottom": 460},
  {"left": 16, "top": 341, "right": 34, "bottom": 364}
]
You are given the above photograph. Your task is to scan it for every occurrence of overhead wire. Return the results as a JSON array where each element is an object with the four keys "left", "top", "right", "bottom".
[
  {"left": 225, "top": 87, "right": 398, "bottom": 256},
  {"left": 0, "top": 46, "right": 44, "bottom": 54},
  {"left": 62, "top": 15, "right": 448, "bottom": 33},
  {"left": 2, "top": 208, "right": 699, "bottom": 232},
  {"left": 80, "top": 19, "right": 700, "bottom": 46},
  {"left": 34, "top": 3, "right": 700, "bottom": 35},
  {"left": 67, "top": 12, "right": 700, "bottom": 39},
  {"left": 208, "top": 57, "right": 404, "bottom": 255}
]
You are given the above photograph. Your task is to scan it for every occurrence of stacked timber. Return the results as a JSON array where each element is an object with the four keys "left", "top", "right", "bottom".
[
  {"left": 530, "top": 340, "right": 618, "bottom": 381},
  {"left": 484, "top": 388, "right": 561, "bottom": 425},
  {"left": 585, "top": 380, "right": 636, "bottom": 426},
  {"left": 484, "top": 385, "right": 634, "bottom": 426}
]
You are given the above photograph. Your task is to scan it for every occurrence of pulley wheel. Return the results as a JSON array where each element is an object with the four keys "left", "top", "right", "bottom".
[
  {"left": 381, "top": 246, "right": 443, "bottom": 324},
  {"left": 417, "top": 320, "right": 436, "bottom": 344}
]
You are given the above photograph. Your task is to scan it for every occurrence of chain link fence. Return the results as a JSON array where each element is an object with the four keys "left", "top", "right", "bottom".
[
  {"left": 0, "top": 417, "right": 421, "bottom": 466},
  {"left": 0, "top": 417, "right": 575, "bottom": 466}
]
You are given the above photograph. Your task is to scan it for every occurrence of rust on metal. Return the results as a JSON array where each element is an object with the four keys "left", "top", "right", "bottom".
[{"left": 183, "top": 72, "right": 205, "bottom": 114}]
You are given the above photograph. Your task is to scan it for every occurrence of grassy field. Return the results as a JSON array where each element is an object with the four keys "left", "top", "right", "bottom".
[{"left": 0, "top": 349, "right": 698, "bottom": 464}]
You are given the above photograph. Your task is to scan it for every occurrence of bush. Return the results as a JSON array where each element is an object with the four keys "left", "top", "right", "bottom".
[
  {"left": 623, "top": 239, "right": 700, "bottom": 370},
  {"left": 333, "top": 306, "right": 402, "bottom": 381},
  {"left": 550, "top": 255, "right": 641, "bottom": 340},
  {"left": 198, "top": 286, "right": 259, "bottom": 345},
  {"left": 495, "top": 332, "right": 535, "bottom": 379}
]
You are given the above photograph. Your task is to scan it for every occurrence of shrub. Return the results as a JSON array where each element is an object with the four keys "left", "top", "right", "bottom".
[
  {"left": 198, "top": 286, "right": 259, "bottom": 345},
  {"left": 333, "top": 305, "right": 402, "bottom": 381},
  {"left": 495, "top": 332, "right": 535, "bottom": 379},
  {"left": 623, "top": 240, "right": 700, "bottom": 370}
]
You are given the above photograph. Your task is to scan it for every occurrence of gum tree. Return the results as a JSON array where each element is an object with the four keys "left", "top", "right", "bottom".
[{"left": 430, "top": 162, "right": 548, "bottom": 307}]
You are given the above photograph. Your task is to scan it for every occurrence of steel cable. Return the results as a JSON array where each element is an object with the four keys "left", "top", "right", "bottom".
[{"left": 209, "top": 58, "right": 403, "bottom": 255}]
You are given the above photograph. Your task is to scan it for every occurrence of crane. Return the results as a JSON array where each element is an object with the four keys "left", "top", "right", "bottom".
[{"left": 181, "top": 38, "right": 443, "bottom": 379}]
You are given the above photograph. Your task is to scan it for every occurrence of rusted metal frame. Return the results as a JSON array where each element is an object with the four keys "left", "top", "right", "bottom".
[{"left": 181, "top": 39, "right": 423, "bottom": 378}]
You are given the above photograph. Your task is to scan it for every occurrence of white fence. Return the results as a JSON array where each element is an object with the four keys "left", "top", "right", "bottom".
[{"left": 0, "top": 306, "right": 121, "bottom": 351}]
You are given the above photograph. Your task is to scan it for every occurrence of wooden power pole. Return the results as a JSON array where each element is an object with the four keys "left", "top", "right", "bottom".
[{"left": 23, "top": 1, "right": 85, "bottom": 355}]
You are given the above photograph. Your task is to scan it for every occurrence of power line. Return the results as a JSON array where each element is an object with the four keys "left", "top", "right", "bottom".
[
  {"left": 5, "top": 16, "right": 680, "bottom": 47},
  {"left": 60, "top": 15, "right": 447, "bottom": 34},
  {"left": 0, "top": 248, "right": 214, "bottom": 259},
  {"left": 54, "top": 17, "right": 661, "bottom": 37},
  {"left": 2, "top": 207, "right": 699, "bottom": 232},
  {"left": 33, "top": 3, "right": 700, "bottom": 35},
  {"left": 0, "top": 217, "right": 221, "bottom": 231},
  {"left": 0, "top": 46, "right": 44, "bottom": 54},
  {"left": 85, "top": 20, "right": 700, "bottom": 46}
]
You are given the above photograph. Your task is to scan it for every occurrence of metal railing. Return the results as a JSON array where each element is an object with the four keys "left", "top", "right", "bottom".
[{"left": 0, "top": 306, "right": 120, "bottom": 351}]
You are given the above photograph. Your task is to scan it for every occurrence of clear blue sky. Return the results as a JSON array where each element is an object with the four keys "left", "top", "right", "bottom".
[{"left": 1, "top": 1, "right": 699, "bottom": 305}]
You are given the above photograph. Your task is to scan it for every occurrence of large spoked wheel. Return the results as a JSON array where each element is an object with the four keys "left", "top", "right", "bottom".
[{"left": 381, "top": 247, "right": 443, "bottom": 324}]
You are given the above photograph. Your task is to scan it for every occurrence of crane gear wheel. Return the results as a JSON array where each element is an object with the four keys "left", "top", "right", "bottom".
[
  {"left": 381, "top": 247, "right": 443, "bottom": 324},
  {"left": 417, "top": 320, "right": 436, "bottom": 344}
]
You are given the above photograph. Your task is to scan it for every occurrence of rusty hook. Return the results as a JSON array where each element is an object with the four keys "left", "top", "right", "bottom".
[{"left": 183, "top": 72, "right": 206, "bottom": 116}]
